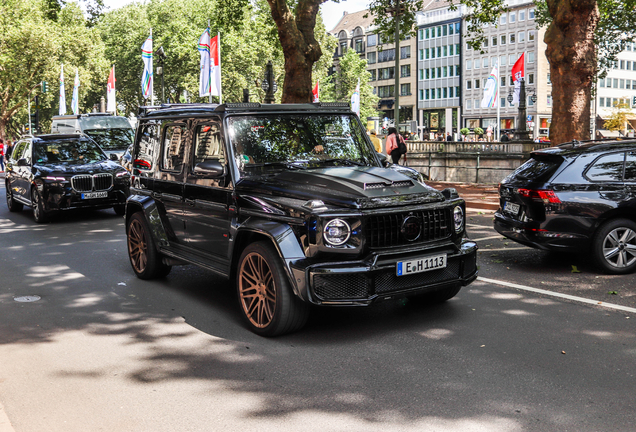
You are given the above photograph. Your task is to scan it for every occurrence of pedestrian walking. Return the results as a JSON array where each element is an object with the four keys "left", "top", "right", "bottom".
[
  {"left": 0, "top": 139, "right": 5, "bottom": 172},
  {"left": 386, "top": 127, "right": 407, "bottom": 165},
  {"left": 369, "top": 129, "right": 382, "bottom": 153}
]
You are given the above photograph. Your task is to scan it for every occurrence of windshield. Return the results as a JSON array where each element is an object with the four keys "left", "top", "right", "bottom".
[
  {"left": 79, "top": 116, "right": 132, "bottom": 130},
  {"left": 84, "top": 128, "right": 134, "bottom": 150},
  {"left": 227, "top": 114, "right": 378, "bottom": 178},
  {"left": 33, "top": 138, "right": 107, "bottom": 164}
]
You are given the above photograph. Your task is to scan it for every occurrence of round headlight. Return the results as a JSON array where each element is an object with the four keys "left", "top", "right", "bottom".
[
  {"left": 453, "top": 206, "right": 464, "bottom": 233},
  {"left": 323, "top": 219, "right": 351, "bottom": 246}
]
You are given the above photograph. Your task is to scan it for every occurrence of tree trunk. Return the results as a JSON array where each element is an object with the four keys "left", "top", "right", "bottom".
[
  {"left": 266, "top": 0, "right": 324, "bottom": 103},
  {"left": 544, "top": 0, "right": 599, "bottom": 145}
]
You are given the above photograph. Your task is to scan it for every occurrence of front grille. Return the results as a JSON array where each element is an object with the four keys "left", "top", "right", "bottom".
[
  {"left": 366, "top": 208, "right": 451, "bottom": 248},
  {"left": 463, "top": 253, "right": 477, "bottom": 277},
  {"left": 71, "top": 173, "right": 113, "bottom": 192},
  {"left": 375, "top": 260, "right": 460, "bottom": 293},
  {"left": 313, "top": 274, "right": 368, "bottom": 300},
  {"left": 364, "top": 180, "right": 413, "bottom": 190}
]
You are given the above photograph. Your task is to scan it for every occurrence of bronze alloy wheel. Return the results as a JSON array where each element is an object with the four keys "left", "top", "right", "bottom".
[
  {"left": 128, "top": 217, "right": 148, "bottom": 274},
  {"left": 126, "top": 212, "right": 171, "bottom": 279},
  {"left": 238, "top": 251, "right": 277, "bottom": 329}
]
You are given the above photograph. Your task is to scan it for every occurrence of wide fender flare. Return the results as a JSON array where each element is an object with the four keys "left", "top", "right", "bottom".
[
  {"left": 235, "top": 219, "right": 307, "bottom": 300},
  {"left": 125, "top": 195, "right": 170, "bottom": 247}
]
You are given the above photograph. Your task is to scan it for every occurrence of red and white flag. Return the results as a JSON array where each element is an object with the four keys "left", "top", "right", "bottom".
[
  {"left": 312, "top": 80, "right": 319, "bottom": 102},
  {"left": 107, "top": 66, "right": 116, "bottom": 113},
  {"left": 210, "top": 34, "right": 222, "bottom": 101},
  {"left": 511, "top": 53, "right": 525, "bottom": 105}
]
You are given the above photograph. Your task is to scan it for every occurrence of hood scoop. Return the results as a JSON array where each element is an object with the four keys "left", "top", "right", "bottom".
[{"left": 364, "top": 180, "right": 413, "bottom": 190}]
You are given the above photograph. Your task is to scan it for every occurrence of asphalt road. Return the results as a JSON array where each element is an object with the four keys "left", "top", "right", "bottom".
[{"left": 0, "top": 193, "right": 634, "bottom": 431}]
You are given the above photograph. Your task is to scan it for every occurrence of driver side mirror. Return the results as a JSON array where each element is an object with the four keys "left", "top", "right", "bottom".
[
  {"left": 376, "top": 153, "right": 391, "bottom": 167},
  {"left": 193, "top": 159, "right": 226, "bottom": 178},
  {"left": 109, "top": 154, "right": 118, "bottom": 161}
]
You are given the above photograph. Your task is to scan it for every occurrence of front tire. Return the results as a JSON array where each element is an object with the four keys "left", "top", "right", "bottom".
[
  {"left": 237, "top": 242, "right": 309, "bottom": 336},
  {"left": 592, "top": 218, "right": 636, "bottom": 274},
  {"left": 6, "top": 182, "right": 23, "bottom": 212},
  {"left": 127, "top": 212, "right": 172, "bottom": 279},
  {"left": 31, "top": 188, "right": 48, "bottom": 223}
]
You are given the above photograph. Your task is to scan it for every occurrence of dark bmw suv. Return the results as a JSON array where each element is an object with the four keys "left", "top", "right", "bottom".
[
  {"left": 125, "top": 103, "right": 478, "bottom": 336},
  {"left": 495, "top": 140, "right": 636, "bottom": 274},
  {"left": 5, "top": 134, "right": 131, "bottom": 222}
]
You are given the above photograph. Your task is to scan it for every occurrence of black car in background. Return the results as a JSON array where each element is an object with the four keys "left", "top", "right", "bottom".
[
  {"left": 5, "top": 134, "right": 131, "bottom": 223},
  {"left": 125, "top": 102, "right": 478, "bottom": 336},
  {"left": 494, "top": 140, "right": 636, "bottom": 274}
]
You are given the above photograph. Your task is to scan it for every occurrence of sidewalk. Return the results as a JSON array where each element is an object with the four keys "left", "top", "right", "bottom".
[{"left": 427, "top": 181, "right": 499, "bottom": 211}]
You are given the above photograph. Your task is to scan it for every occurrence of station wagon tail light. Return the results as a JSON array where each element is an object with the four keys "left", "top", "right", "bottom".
[{"left": 517, "top": 188, "right": 561, "bottom": 204}]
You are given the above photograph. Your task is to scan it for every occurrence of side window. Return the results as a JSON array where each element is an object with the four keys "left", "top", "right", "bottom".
[
  {"left": 13, "top": 141, "right": 28, "bottom": 162},
  {"left": 625, "top": 152, "right": 636, "bottom": 181},
  {"left": 193, "top": 122, "right": 225, "bottom": 166},
  {"left": 586, "top": 152, "right": 625, "bottom": 182},
  {"left": 161, "top": 124, "right": 186, "bottom": 172},
  {"left": 134, "top": 123, "right": 160, "bottom": 170}
]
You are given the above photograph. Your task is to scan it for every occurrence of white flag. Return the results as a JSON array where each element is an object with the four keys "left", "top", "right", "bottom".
[
  {"left": 71, "top": 69, "right": 80, "bottom": 115},
  {"left": 59, "top": 64, "right": 66, "bottom": 116},
  {"left": 480, "top": 63, "right": 499, "bottom": 108},
  {"left": 141, "top": 31, "right": 153, "bottom": 100},
  {"left": 350, "top": 79, "right": 360, "bottom": 116},
  {"left": 210, "top": 34, "right": 222, "bottom": 100},
  {"left": 107, "top": 66, "right": 116, "bottom": 113},
  {"left": 198, "top": 28, "right": 211, "bottom": 97}
]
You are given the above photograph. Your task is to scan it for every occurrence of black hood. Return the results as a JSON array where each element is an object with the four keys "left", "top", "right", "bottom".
[
  {"left": 34, "top": 160, "right": 122, "bottom": 175},
  {"left": 236, "top": 166, "right": 444, "bottom": 209}
]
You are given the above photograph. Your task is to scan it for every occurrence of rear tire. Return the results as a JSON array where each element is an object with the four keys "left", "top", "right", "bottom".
[
  {"left": 6, "top": 182, "right": 23, "bottom": 212},
  {"left": 592, "top": 218, "right": 636, "bottom": 274},
  {"left": 31, "top": 188, "right": 48, "bottom": 223},
  {"left": 237, "top": 241, "right": 309, "bottom": 336},
  {"left": 127, "top": 212, "right": 172, "bottom": 279}
]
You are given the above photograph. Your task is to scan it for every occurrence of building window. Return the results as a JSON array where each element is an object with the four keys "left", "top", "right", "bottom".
[
  {"left": 367, "top": 52, "right": 376, "bottom": 64},
  {"left": 401, "top": 83, "right": 411, "bottom": 96},
  {"left": 519, "top": 9, "right": 526, "bottom": 21},
  {"left": 509, "top": 54, "right": 517, "bottom": 64},
  {"left": 621, "top": 60, "right": 626, "bottom": 69},
  {"left": 627, "top": 80, "right": 632, "bottom": 90},
  {"left": 449, "top": 66, "right": 454, "bottom": 77},
  {"left": 355, "top": 39, "right": 364, "bottom": 53},
  {"left": 501, "top": 76, "right": 506, "bottom": 87},
  {"left": 437, "top": 67, "right": 442, "bottom": 77},
  {"left": 529, "top": 8, "right": 535, "bottom": 19},
  {"left": 426, "top": 28, "right": 430, "bottom": 39},
  {"left": 443, "top": 66, "right": 448, "bottom": 77},
  {"left": 431, "top": 68, "right": 436, "bottom": 79},
  {"left": 401, "top": 64, "right": 411, "bottom": 77},
  {"left": 426, "top": 89, "right": 430, "bottom": 99},
  {"left": 443, "top": 45, "right": 448, "bottom": 56},
  {"left": 426, "top": 68, "right": 430, "bottom": 79},
  {"left": 528, "top": 52, "right": 535, "bottom": 63},
  {"left": 509, "top": 76, "right": 514, "bottom": 86},
  {"left": 437, "top": 25, "right": 442, "bottom": 37},
  {"left": 449, "top": 23, "right": 454, "bottom": 35},
  {"left": 599, "top": 97, "right": 605, "bottom": 107},
  {"left": 448, "top": 44, "right": 454, "bottom": 56},
  {"left": 456, "top": 86, "right": 460, "bottom": 96},
  {"left": 400, "top": 46, "right": 411, "bottom": 59},
  {"left": 466, "top": 60, "right": 472, "bottom": 70},
  {"left": 620, "top": 79, "right": 625, "bottom": 89},
  {"left": 466, "top": 99, "right": 472, "bottom": 109},
  {"left": 429, "top": 48, "right": 434, "bottom": 59},
  {"left": 449, "top": 87, "right": 454, "bottom": 97},
  {"left": 437, "top": 46, "right": 442, "bottom": 57},
  {"left": 501, "top": 35, "right": 507, "bottom": 45},
  {"left": 483, "top": 57, "right": 489, "bottom": 68},
  {"left": 443, "top": 87, "right": 448, "bottom": 98},
  {"left": 431, "top": 89, "right": 436, "bottom": 100},
  {"left": 378, "top": 67, "right": 395, "bottom": 80},
  {"left": 378, "top": 49, "right": 395, "bottom": 62},
  {"left": 455, "top": 43, "right": 460, "bottom": 54},
  {"left": 420, "top": 49, "right": 425, "bottom": 60},
  {"left": 501, "top": 97, "right": 506, "bottom": 108},
  {"left": 510, "top": 12, "right": 516, "bottom": 23},
  {"left": 339, "top": 42, "right": 347, "bottom": 56},
  {"left": 492, "top": 36, "right": 497, "bottom": 46},
  {"left": 501, "top": 14, "right": 507, "bottom": 25},
  {"left": 518, "top": 32, "right": 525, "bottom": 42},
  {"left": 528, "top": 95, "right": 534, "bottom": 106},
  {"left": 547, "top": 94, "right": 552, "bottom": 107},
  {"left": 466, "top": 42, "right": 472, "bottom": 51},
  {"left": 466, "top": 80, "right": 472, "bottom": 90},
  {"left": 500, "top": 55, "right": 506, "bottom": 66},
  {"left": 528, "top": 30, "right": 535, "bottom": 41},
  {"left": 475, "top": 79, "right": 480, "bottom": 89},
  {"left": 474, "top": 58, "right": 480, "bottom": 69},
  {"left": 369, "top": 70, "right": 376, "bottom": 81},
  {"left": 483, "top": 38, "right": 489, "bottom": 48},
  {"left": 419, "top": 29, "right": 424, "bottom": 40},
  {"left": 548, "top": 73, "right": 552, "bottom": 85},
  {"left": 455, "top": 22, "right": 460, "bottom": 33},
  {"left": 599, "top": 78, "right": 605, "bottom": 88},
  {"left": 510, "top": 33, "right": 516, "bottom": 44},
  {"left": 443, "top": 25, "right": 448, "bottom": 36},
  {"left": 456, "top": 65, "right": 460, "bottom": 75},
  {"left": 419, "top": 89, "right": 424, "bottom": 100},
  {"left": 367, "top": 34, "right": 377, "bottom": 47},
  {"left": 528, "top": 73, "right": 534, "bottom": 84},
  {"left": 378, "top": 85, "right": 394, "bottom": 98}
]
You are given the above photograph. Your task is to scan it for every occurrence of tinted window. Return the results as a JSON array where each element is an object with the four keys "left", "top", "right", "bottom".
[
  {"left": 193, "top": 122, "right": 224, "bottom": 165},
  {"left": 83, "top": 128, "right": 134, "bottom": 151},
  {"left": 12, "top": 141, "right": 28, "bottom": 161},
  {"left": 33, "top": 139, "right": 105, "bottom": 164},
  {"left": 161, "top": 124, "right": 186, "bottom": 172},
  {"left": 625, "top": 152, "right": 636, "bottom": 181},
  {"left": 135, "top": 123, "right": 159, "bottom": 170},
  {"left": 586, "top": 152, "right": 625, "bottom": 181},
  {"left": 512, "top": 157, "right": 560, "bottom": 182}
]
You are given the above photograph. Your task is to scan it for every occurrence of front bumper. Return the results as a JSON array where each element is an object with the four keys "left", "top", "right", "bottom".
[
  {"left": 43, "top": 186, "right": 128, "bottom": 212},
  {"left": 290, "top": 239, "right": 478, "bottom": 305},
  {"left": 494, "top": 212, "right": 588, "bottom": 251}
]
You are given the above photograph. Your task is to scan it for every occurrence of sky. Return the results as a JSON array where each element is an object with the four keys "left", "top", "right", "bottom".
[{"left": 100, "top": 0, "right": 371, "bottom": 32}]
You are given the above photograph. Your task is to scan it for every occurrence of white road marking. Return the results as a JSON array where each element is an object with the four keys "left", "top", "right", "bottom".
[
  {"left": 478, "top": 276, "right": 636, "bottom": 314},
  {"left": 0, "top": 400, "right": 16, "bottom": 432},
  {"left": 472, "top": 235, "right": 506, "bottom": 241}
]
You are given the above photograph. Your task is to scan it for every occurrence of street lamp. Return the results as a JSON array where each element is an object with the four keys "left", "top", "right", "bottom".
[
  {"left": 531, "top": 91, "right": 537, "bottom": 104},
  {"left": 261, "top": 60, "right": 277, "bottom": 104},
  {"left": 155, "top": 46, "right": 166, "bottom": 104},
  {"left": 507, "top": 90, "right": 514, "bottom": 104}
]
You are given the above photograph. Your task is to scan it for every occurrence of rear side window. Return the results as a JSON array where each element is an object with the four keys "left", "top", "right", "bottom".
[
  {"left": 512, "top": 156, "right": 560, "bottom": 182},
  {"left": 134, "top": 123, "right": 159, "bottom": 170},
  {"left": 193, "top": 122, "right": 225, "bottom": 165},
  {"left": 162, "top": 124, "right": 186, "bottom": 172},
  {"left": 625, "top": 152, "right": 636, "bottom": 181},
  {"left": 585, "top": 152, "right": 625, "bottom": 182}
]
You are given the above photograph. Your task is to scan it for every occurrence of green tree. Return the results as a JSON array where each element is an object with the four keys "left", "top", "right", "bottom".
[
  {"left": 604, "top": 99, "right": 633, "bottom": 136},
  {"left": 322, "top": 49, "right": 379, "bottom": 121},
  {"left": 0, "top": 0, "right": 108, "bottom": 140}
]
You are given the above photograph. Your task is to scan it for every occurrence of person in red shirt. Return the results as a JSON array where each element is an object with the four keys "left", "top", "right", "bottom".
[{"left": 0, "top": 138, "right": 5, "bottom": 172}]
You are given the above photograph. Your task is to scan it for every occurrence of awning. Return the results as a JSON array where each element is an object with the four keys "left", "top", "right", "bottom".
[{"left": 597, "top": 129, "right": 623, "bottom": 138}]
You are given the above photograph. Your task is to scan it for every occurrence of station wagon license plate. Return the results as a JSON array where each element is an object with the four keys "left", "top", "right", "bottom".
[
  {"left": 81, "top": 191, "right": 108, "bottom": 199},
  {"left": 396, "top": 254, "right": 447, "bottom": 276},
  {"left": 503, "top": 201, "right": 520, "bottom": 215}
]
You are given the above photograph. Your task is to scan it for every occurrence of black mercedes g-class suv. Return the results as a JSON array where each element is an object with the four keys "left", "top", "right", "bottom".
[{"left": 125, "top": 103, "right": 477, "bottom": 336}]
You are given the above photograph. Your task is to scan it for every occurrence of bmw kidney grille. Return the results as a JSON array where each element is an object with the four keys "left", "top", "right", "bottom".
[{"left": 71, "top": 173, "right": 113, "bottom": 192}]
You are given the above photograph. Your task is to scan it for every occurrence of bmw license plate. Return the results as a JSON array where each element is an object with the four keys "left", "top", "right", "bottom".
[
  {"left": 396, "top": 254, "right": 447, "bottom": 276},
  {"left": 81, "top": 191, "right": 108, "bottom": 199},
  {"left": 503, "top": 201, "right": 520, "bottom": 215}
]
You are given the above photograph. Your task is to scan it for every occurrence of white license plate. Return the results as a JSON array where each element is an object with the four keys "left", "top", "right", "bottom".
[
  {"left": 81, "top": 191, "right": 108, "bottom": 199},
  {"left": 504, "top": 201, "right": 520, "bottom": 215},
  {"left": 396, "top": 254, "right": 447, "bottom": 276}
]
